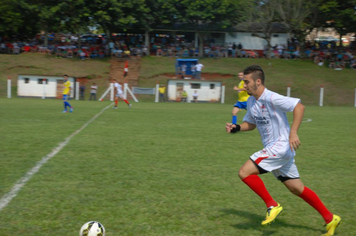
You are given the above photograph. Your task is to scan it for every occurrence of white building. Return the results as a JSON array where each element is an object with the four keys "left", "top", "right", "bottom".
[
  {"left": 167, "top": 79, "right": 222, "bottom": 103},
  {"left": 225, "top": 32, "right": 290, "bottom": 50},
  {"left": 17, "top": 74, "right": 75, "bottom": 98}
]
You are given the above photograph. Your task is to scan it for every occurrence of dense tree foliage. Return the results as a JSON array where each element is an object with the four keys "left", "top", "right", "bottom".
[
  {"left": 171, "top": 0, "right": 247, "bottom": 56},
  {"left": 0, "top": 0, "right": 355, "bottom": 53},
  {"left": 318, "top": 0, "right": 356, "bottom": 44}
]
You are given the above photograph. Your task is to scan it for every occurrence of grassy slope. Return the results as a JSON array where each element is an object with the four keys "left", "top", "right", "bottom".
[{"left": 1, "top": 54, "right": 356, "bottom": 105}]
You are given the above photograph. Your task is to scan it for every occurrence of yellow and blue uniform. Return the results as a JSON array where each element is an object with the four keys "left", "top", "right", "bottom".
[
  {"left": 63, "top": 80, "right": 71, "bottom": 100},
  {"left": 237, "top": 80, "right": 249, "bottom": 102},
  {"left": 62, "top": 79, "right": 73, "bottom": 113},
  {"left": 234, "top": 80, "right": 249, "bottom": 108},
  {"left": 159, "top": 86, "right": 166, "bottom": 102},
  {"left": 232, "top": 79, "right": 249, "bottom": 124}
]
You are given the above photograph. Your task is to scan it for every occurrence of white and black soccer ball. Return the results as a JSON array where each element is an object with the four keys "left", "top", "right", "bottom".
[{"left": 79, "top": 221, "right": 105, "bottom": 236}]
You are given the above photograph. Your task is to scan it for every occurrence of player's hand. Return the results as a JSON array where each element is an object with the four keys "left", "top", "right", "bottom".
[
  {"left": 289, "top": 132, "right": 301, "bottom": 152},
  {"left": 226, "top": 123, "right": 235, "bottom": 133},
  {"left": 233, "top": 86, "right": 239, "bottom": 91}
]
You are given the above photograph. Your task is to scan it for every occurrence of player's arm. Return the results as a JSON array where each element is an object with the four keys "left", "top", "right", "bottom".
[
  {"left": 233, "top": 86, "right": 247, "bottom": 92},
  {"left": 289, "top": 102, "right": 305, "bottom": 152},
  {"left": 226, "top": 121, "right": 256, "bottom": 133}
]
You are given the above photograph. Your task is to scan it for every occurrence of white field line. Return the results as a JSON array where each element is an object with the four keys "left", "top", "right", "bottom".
[
  {"left": 0, "top": 103, "right": 113, "bottom": 213},
  {"left": 289, "top": 118, "right": 312, "bottom": 124}
]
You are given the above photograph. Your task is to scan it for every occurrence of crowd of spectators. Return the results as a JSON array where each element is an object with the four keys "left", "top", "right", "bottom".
[{"left": 0, "top": 33, "right": 355, "bottom": 69}]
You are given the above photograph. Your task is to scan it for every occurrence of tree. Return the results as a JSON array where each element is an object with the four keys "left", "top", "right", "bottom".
[
  {"left": 87, "top": 0, "right": 147, "bottom": 41},
  {"left": 236, "top": 0, "right": 283, "bottom": 59},
  {"left": 138, "top": 0, "right": 176, "bottom": 50},
  {"left": 23, "top": 0, "right": 65, "bottom": 46},
  {"left": 58, "top": 0, "right": 91, "bottom": 48},
  {"left": 0, "top": 0, "right": 39, "bottom": 39},
  {"left": 171, "top": 0, "right": 247, "bottom": 57},
  {"left": 318, "top": 0, "right": 356, "bottom": 48},
  {"left": 276, "top": 0, "right": 321, "bottom": 57}
]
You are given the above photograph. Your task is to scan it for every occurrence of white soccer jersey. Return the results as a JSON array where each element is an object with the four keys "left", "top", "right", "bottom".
[
  {"left": 114, "top": 82, "right": 123, "bottom": 94},
  {"left": 243, "top": 88, "right": 300, "bottom": 156}
]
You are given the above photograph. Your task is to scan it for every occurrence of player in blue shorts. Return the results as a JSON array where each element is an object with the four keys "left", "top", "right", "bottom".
[
  {"left": 62, "top": 75, "right": 73, "bottom": 113},
  {"left": 231, "top": 71, "right": 249, "bottom": 124}
]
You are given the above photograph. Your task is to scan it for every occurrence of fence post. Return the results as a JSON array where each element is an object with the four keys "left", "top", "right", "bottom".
[
  {"left": 110, "top": 83, "right": 114, "bottom": 101},
  {"left": 7, "top": 76, "right": 11, "bottom": 98},
  {"left": 75, "top": 81, "right": 79, "bottom": 100},
  {"left": 319, "top": 85, "right": 324, "bottom": 107},
  {"left": 287, "top": 84, "right": 291, "bottom": 97},
  {"left": 221, "top": 84, "right": 225, "bottom": 104},
  {"left": 42, "top": 79, "right": 46, "bottom": 99},
  {"left": 155, "top": 82, "right": 159, "bottom": 103}
]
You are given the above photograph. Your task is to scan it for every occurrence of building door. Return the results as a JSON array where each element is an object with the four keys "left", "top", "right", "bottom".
[
  {"left": 56, "top": 80, "right": 64, "bottom": 99},
  {"left": 176, "top": 83, "right": 184, "bottom": 102}
]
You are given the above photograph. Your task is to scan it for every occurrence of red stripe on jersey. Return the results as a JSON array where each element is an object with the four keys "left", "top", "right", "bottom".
[{"left": 255, "top": 156, "right": 268, "bottom": 164}]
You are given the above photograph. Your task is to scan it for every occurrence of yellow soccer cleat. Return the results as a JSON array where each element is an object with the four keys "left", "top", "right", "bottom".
[
  {"left": 322, "top": 214, "right": 341, "bottom": 236},
  {"left": 261, "top": 203, "right": 283, "bottom": 225}
]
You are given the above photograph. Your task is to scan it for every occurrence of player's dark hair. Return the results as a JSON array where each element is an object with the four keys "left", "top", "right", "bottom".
[
  {"left": 63, "top": 74, "right": 68, "bottom": 77},
  {"left": 243, "top": 65, "right": 265, "bottom": 85}
]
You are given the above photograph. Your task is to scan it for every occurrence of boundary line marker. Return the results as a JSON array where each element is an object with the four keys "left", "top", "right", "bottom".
[{"left": 0, "top": 103, "right": 113, "bottom": 213}]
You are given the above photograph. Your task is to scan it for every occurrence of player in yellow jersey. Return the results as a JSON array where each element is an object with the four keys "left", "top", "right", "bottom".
[
  {"left": 159, "top": 85, "right": 166, "bottom": 102},
  {"left": 62, "top": 75, "right": 73, "bottom": 113},
  {"left": 231, "top": 71, "right": 249, "bottom": 124}
]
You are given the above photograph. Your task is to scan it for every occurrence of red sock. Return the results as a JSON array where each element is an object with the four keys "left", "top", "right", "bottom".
[
  {"left": 123, "top": 99, "right": 130, "bottom": 105},
  {"left": 298, "top": 186, "right": 333, "bottom": 224},
  {"left": 115, "top": 100, "right": 118, "bottom": 106},
  {"left": 242, "top": 175, "right": 278, "bottom": 208}
]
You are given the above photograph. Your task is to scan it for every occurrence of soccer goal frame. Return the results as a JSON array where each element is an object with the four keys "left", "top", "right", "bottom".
[{"left": 98, "top": 83, "right": 138, "bottom": 102}]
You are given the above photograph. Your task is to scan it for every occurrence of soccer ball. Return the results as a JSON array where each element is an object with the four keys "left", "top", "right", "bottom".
[{"left": 79, "top": 221, "right": 105, "bottom": 236}]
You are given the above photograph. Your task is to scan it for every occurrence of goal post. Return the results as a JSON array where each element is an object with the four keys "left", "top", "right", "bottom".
[
  {"left": 98, "top": 83, "right": 114, "bottom": 101},
  {"left": 98, "top": 82, "right": 138, "bottom": 102}
]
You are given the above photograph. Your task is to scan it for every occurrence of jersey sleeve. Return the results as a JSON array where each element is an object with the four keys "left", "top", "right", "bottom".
[
  {"left": 242, "top": 98, "right": 256, "bottom": 124},
  {"left": 272, "top": 93, "right": 300, "bottom": 112}
]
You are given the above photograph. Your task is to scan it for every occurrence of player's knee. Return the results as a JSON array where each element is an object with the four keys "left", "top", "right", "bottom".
[
  {"left": 289, "top": 187, "right": 302, "bottom": 195},
  {"left": 286, "top": 184, "right": 304, "bottom": 195},
  {"left": 238, "top": 167, "right": 248, "bottom": 180}
]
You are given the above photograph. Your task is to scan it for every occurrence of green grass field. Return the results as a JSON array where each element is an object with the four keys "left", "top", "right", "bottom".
[{"left": 0, "top": 98, "right": 355, "bottom": 235}]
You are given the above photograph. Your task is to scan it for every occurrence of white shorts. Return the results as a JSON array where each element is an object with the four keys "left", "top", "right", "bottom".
[
  {"left": 250, "top": 149, "right": 300, "bottom": 181},
  {"left": 116, "top": 93, "right": 124, "bottom": 98}
]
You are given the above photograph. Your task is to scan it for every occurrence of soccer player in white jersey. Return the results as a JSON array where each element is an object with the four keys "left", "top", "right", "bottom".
[
  {"left": 226, "top": 65, "right": 340, "bottom": 236},
  {"left": 113, "top": 79, "right": 131, "bottom": 109}
]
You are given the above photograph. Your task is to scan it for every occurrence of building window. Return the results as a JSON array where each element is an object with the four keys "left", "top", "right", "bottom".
[
  {"left": 273, "top": 34, "right": 279, "bottom": 37},
  {"left": 210, "top": 84, "right": 215, "bottom": 89},
  {"left": 24, "top": 78, "right": 29, "bottom": 83},
  {"left": 191, "top": 83, "right": 201, "bottom": 89},
  {"left": 38, "top": 78, "right": 48, "bottom": 84}
]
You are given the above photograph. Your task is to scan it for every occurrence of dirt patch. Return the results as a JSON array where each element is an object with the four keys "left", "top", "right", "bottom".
[{"left": 157, "top": 73, "right": 234, "bottom": 80}]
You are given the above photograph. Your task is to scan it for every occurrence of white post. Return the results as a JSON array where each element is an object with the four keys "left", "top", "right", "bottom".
[
  {"left": 110, "top": 83, "right": 114, "bottom": 101},
  {"left": 124, "top": 82, "right": 128, "bottom": 99},
  {"left": 287, "top": 85, "right": 291, "bottom": 97},
  {"left": 221, "top": 84, "right": 225, "bottom": 104},
  {"left": 42, "top": 79, "right": 46, "bottom": 99},
  {"left": 75, "top": 81, "right": 79, "bottom": 100},
  {"left": 155, "top": 83, "right": 159, "bottom": 102},
  {"left": 124, "top": 82, "right": 138, "bottom": 102},
  {"left": 319, "top": 85, "right": 324, "bottom": 107},
  {"left": 7, "top": 76, "right": 11, "bottom": 98}
]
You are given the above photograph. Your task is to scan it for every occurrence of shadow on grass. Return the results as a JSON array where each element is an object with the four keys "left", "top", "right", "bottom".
[{"left": 220, "top": 208, "right": 321, "bottom": 235}]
